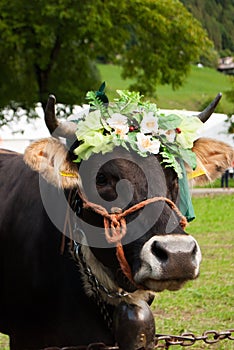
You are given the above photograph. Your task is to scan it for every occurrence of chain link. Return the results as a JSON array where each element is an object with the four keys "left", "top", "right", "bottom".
[
  {"left": 154, "top": 329, "right": 234, "bottom": 348},
  {"left": 43, "top": 329, "right": 234, "bottom": 349},
  {"left": 73, "top": 240, "right": 129, "bottom": 299}
]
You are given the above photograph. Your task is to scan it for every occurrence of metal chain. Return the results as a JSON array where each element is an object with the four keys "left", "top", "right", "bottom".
[
  {"left": 43, "top": 329, "right": 234, "bottom": 349},
  {"left": 73, "top": 241, "right": 126, "bottom": 330},
  {"left": 73, "top": 240, "right": 129, "bottom": 299},
  {"left": 154, "top": 329, "right": 234, "bottom": 348}
]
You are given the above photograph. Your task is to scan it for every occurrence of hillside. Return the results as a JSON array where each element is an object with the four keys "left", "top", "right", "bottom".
[
  {"left": 98, "top": 64, "right": 233, "bottom": 114},
  {"left": 180, "top": 0, "right": 234, "bottom": 55}
]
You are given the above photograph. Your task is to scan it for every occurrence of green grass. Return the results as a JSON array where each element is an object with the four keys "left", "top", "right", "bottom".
[
  {"left": 0, "top": 333, "right": 8, "bottom": 350},
  {"left": 153, "top": 195, "right": 234, "bottom": 349},
  {"left": 196, "top": 176, "right": 234, "bottom": 188},
  {"left": 98, "top": 64, "right": 233, "bottom": 114},
  {"left": 1, "top": 195, "right": 233, "bottom": 349}
]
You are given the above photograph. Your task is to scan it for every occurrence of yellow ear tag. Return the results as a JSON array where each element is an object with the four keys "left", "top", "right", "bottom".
[
  {"left": 187, "top": 167, "right": 206, "bottom": 180},
  {"left": 59, "top": 171, "right": 78, "bottom": 178}
]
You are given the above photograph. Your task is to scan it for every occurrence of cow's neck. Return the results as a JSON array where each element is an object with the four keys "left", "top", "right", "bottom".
[{"left": 72, "top": 241, "right": 153, "bottom": 307}]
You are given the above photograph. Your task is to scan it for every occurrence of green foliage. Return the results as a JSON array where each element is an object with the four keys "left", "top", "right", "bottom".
[
  {"left": 181, "top": 0, "right": 234, "bottom": 55},
  {"left": 0, "top": 0, "right": 105, "bottom": 109},
  {"left": 85, "top": 91, "right": 108, "bottom": 116},
  {"left": 160, "top": 147, "right": 183, "bottom": 178},
  {"left": 120, "top": 0, "right": 212, "bottom": 95},
  {"left": 74, "top": 88, "right": 202, "bottom": 177},
  {"left": 0, "top": 0, "right": 212, "bottom": 124},
  {"left": 98, "top": 64, "right": 233, "bottom": 114}
]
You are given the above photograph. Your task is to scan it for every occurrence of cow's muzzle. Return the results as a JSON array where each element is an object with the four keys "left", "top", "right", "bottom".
[{"left": 134, "top": 234, "right": 202, "bottom": 292}]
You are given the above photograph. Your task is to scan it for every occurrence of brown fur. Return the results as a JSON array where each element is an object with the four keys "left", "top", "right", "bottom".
[
  {"left": 191, "top": 138, "right": 234, "bottom": 185},
  {"left": 24, "top": 138, "right": 82, "bottom": 189}
]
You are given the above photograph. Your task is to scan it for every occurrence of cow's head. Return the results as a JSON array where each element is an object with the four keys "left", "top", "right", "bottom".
[{"left": 24, "top": 92, "right": 234, "bottom": 299}]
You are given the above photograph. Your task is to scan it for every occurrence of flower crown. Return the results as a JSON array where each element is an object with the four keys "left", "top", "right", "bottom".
[{"left": 73, "top": 84, "right": 203, "bottom": 178}]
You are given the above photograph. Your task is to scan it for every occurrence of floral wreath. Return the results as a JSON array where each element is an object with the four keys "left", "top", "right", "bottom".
[{"left": 73, "top": 83, "right": 203, "bottom": 178}]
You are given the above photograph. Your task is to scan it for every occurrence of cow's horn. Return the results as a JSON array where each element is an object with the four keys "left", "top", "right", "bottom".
[
  {"left": 197, "top": 93, "right": 222, "bottom": 122},
  {"left": 45, "top": 94, "right": 77, "bottom": 138},
  {"left": 45, "top": 95, "right": 58, "bottom": 134}
]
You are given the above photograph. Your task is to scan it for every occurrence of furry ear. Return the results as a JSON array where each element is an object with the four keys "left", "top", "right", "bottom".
[
  {"left": 24, "top": 138, "right": 81, "bottom": 189},
  {"left": 190, "top": 138, "right": 234, "bottom": 185}
]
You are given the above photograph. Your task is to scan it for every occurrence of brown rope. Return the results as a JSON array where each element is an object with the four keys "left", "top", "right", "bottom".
[
  {"left": 78, "top": 192, "right": 187, "bottom": 285},
  {"left": 82, "top": 196, "right": 187, "bottom": 244},
  {"left": 116, "top": 243, "right": 134, "bottom": 284}
]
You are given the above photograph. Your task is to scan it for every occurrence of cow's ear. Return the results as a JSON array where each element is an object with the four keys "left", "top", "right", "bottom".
[
  {"left": 24, "top": 138, "right": 81, "bottom": 189},
  {"left": 190, "top": 138, "right": 234, "bottom": 185}
]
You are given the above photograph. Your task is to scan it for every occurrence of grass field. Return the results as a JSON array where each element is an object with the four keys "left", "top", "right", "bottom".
[
  {"left": 153, "top": 194, "right": 234, "bottom": 349},
  {"left": 98, "top": 64, "right": 233, "bottom": 115},
  {"left": 197, "top": 176, "right": 234, "bottom": 189},
  {"left": 0, "top": 194, "right": 233, "bottom": 349}
]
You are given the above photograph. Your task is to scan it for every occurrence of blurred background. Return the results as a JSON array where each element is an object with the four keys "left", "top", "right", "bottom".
[{"left": 0, "top": 0, "right": 233, "bottom": 144}]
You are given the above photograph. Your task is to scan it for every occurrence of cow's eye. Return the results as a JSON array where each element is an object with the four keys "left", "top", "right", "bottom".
[{"left": 96, "top": 173, "right": 108, "bottom": 186}]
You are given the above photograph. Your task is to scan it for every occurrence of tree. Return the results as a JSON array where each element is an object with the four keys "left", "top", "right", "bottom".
[
  {"left": 0, "top": 0, "right": 212, "bottom": 123},
  {"left": 180, "top": 0, "right": 234, "bottom": 56}
]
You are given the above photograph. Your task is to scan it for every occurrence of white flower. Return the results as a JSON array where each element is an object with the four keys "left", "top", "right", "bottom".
[
  {"left": 136, "top": 133, "right": 161, "bottom": 154},
  {"left": 106, "top": 113, "right": 129, "bottom": 138},
  {"left": 140, "top": 112, "right": 158, "bottom": 134},
  {"left": 159, "top": 128, "right": 176, "bottom": 142},
  {"left": 107, "top": 113, "right": 128, "bottom": 128},
  {"left": 114, "top": 125, "right": 129, "bottom": 138}
]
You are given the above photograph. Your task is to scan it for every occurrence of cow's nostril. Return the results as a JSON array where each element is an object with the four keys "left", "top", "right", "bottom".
[{"left": 151, "top": 241, "right": 168, "bottom": 262}]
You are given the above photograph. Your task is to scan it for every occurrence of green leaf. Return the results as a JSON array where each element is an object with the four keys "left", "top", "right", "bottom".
[
  {"left": 74, "top": 131, "right": 114, "bottom": 161},
  {"left": 75, "top": 111, "right": 103, "bottom": 139},
  {"left": 73, "top": 142, "right": 94, "bottom": 160},
  {"left": 160, "top": 148, "right": 183, "bottom": 178},
  {"left": 158, "top": 114, "right": 182, "bottom": 130},
  {"left": 98, "top": 81, "right": 106, "bottom": 93},
  {"left": 115, "top": 90, "right": 143, "bottom": 104},
  {"left": 132, "top": 112, "right": 142, "bottom": 125},
  {"left": 163, "top": 141, "right": 180, "bottom": 155},
  {"left": 127, "top": 131, "right": 138, "bottom": 151},
  {"left": 179, "top": 148, "right": 197, "bottom": 170},
  {"left": 95, "top": 81, "right": 109, "bottom": 104},
  {"left": 176, "top": 116, "right": 203, "bottom": 148}
]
